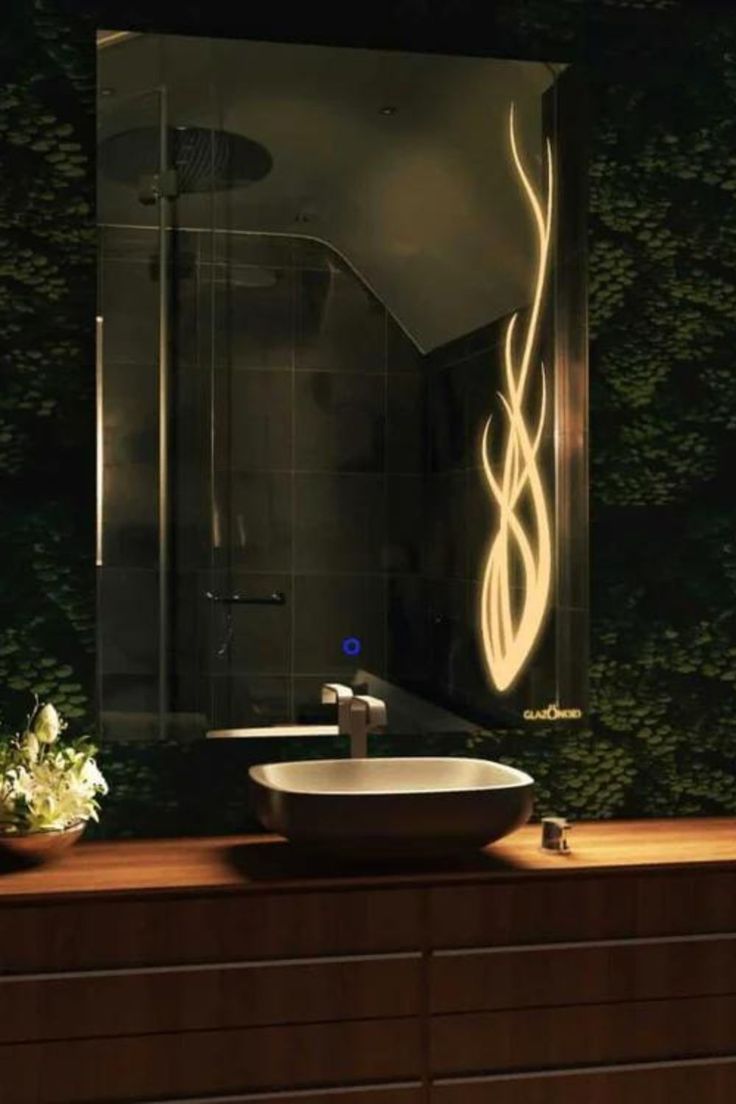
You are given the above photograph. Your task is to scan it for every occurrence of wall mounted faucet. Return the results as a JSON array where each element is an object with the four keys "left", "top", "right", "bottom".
[
  {"left": 321, "top": 683, "right": 354, "bottom": 739},
  {"left": 346, "top": 695, "right": 387, "bottom": 758},
  {"left": 321, "top": 683, "right": 387, "bottom": 758}
]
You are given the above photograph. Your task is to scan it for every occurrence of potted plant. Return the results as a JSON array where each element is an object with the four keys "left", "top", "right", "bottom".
[{"left": 0, "top": 700, "right": 107, "bottom": 865}]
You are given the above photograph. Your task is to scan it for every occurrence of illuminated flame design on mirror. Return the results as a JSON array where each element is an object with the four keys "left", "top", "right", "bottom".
[{"left": 479, "top": 103, "right": 554, "bottom": 693}]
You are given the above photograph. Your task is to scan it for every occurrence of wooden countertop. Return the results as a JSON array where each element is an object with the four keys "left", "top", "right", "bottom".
[
  {"left": 0, "top": 816, "right": 732, "bottom": 900},
  {"left": 0, "top": 818, "right": 734, "bottom": 903}
]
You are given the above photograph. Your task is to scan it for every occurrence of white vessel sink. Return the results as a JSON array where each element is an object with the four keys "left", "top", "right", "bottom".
[{"left": 249, "top": 757, "right": 534, "bottom": 852}]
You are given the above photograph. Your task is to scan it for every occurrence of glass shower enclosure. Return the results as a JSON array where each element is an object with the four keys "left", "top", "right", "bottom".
[{"left": 97, "top": 35, "right": 218, "bottom": 740}]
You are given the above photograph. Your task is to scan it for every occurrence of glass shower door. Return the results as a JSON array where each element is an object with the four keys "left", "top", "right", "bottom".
[{"left": 97, "top": 74, "right": 174, "bottom": 741}]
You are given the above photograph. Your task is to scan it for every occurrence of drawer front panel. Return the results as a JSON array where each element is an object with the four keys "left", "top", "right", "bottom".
[
  {"left": 429, "top": 871, "right": 736, "bottom": 949},
  {"left": 0, "top": 953, "right": 422, "bottom": 1042},
  {"left": 431, "top": 1057, "right": 736, "bottom": 1104},
  {"left": 431, "top": 934, "right": 736, "bottom": 1013},
  {"left": 431, "top": 994, "right": 736, "bottom": 1076},
  {"left": 0, "top": 1018, "right": 423, "bottom": 1103},
  {"left": 0, "top": 887, "right": 423, "bottom": 973}
]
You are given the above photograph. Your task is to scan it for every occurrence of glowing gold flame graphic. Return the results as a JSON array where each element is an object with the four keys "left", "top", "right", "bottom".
[{"left": 479, "top": 104, "right": 554, "bottom": 693}]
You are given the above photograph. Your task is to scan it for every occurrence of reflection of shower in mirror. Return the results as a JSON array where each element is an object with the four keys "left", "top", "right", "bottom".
[{"left": 96, "top": 32, "right": 588, "bottom": 739}]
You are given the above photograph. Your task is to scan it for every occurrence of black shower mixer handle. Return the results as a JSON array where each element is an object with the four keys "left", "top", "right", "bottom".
[{"left": 205, "top": 591, "right": 286, "bottom": 606}]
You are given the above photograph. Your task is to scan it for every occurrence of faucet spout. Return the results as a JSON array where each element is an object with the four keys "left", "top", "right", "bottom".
[
  {"left": 321, "top": 682, "right": 354, "bottom": 737},
  {"left": 321, "top": 683, "right": 387, "bottom": 758},
  {"left": 348, "top": 695, "right": 387, "bottom": 758}
]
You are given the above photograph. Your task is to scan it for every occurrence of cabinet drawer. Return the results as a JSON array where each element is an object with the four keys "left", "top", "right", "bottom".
[
  {"left": 0, "top": 951, "right": 422, "bottom": 1042},
  {"left": 430, "top": 993, "right": 736, "bottom": 1076},
  {"left": 429, "top": 871, "right": 736, "bottom": 949},
  {"left": 0, "top": 1017, "right": 423, "bottom": 1103},
  {"left": 431, "top": 1057, "right": 736, "bottom": 1104},
  {"left": 431, "top": 933, "right": 736, "bottom": 1013},
  {"left": 0, "top": 886, "right": 423, "bottom": 973}
]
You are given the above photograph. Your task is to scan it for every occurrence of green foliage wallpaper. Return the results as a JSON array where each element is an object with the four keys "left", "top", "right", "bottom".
[{"left": 1, "top": 0, "right": 734, "bottom": 834}]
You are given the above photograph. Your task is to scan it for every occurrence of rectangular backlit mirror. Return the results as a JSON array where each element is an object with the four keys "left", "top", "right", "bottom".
[{"left": 96, "top": 32, "right": 588, "bottom": 741}]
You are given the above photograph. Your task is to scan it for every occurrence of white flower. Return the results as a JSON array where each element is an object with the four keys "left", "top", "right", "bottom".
[
  {"left": 33, "top": 703, "right": 62, "bottom": 745},
  {"left": 0, "top": 704, "right": 108, "bottom": 833},
  {"left": 80, "top": 757, "right": 109, "bottom": 794},
  {"left": 22, "top": 730, "right": 40, "bottom": 763}
]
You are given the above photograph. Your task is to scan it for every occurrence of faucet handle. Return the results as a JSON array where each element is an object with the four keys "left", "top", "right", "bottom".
[
  {"left": 321, "top": 683, "right": 354, "bottom": 705},
  {"left": 349, "top": 695, "right": 387, "bottom": 729}
]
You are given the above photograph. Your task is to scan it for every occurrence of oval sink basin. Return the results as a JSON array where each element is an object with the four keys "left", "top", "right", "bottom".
[{"left": 249, "top": 757, "right": 534, "bottom": 852}]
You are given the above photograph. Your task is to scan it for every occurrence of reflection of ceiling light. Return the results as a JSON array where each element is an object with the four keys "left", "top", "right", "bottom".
[
  {"left": 379, "top": 105, "right": 397, "bottom": 116},
  {"left": 100, "top": 87, "right": 115, "bottom": 97}
]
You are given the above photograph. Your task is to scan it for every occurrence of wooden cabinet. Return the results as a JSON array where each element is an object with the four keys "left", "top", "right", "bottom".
[
  {"left": 430, "top": 1060, "right": 736, "bottom": 1104},
  {"left": 0, "top": 952, "right": 422, "bottom": 1042},
  {"left": 0, "top": 1019, "right": 424, "bottom": 1103},
  {"left": 430, "top": 994, "right": 736, "bottom": 1075},
  {"left": 1, "top": 821, "right": 735, "bottom": 1102},
  {"left": 430, "top": 934, "right": 736, "bottom": 1012},
  {"left": 428, "top": 868, "right": 736, "bottom": 947},
  {"left": 0, "top": 885, "right": 424, "bottom": 972}
]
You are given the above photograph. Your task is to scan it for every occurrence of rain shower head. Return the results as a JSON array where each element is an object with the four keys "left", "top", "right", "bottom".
[{"left": 99, "top": 125, "right": 272, "bottom": 194}]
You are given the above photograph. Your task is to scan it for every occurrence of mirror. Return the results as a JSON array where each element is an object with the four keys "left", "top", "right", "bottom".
[{"left": 96, "top": 32, "right": 588, "bottom": 742}]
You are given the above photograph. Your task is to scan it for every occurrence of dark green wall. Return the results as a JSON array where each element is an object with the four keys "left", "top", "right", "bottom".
[{"left": 2, "top": 0, "right": 735, "bottom": 835}]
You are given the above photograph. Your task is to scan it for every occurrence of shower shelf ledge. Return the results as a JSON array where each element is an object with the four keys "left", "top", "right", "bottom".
[{"left": 207, "top": 724, "right": 340, "bottom": 739}]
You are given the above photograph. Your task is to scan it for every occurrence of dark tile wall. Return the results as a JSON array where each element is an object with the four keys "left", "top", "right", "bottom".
[
  {"left": 99, "top": 229, "right": 424, "bottom": 736},
  {"left": 208, "top": 236, "right": 422, "bottom": 730}
]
